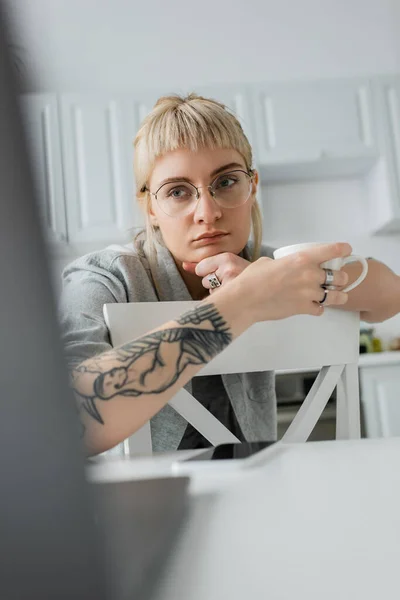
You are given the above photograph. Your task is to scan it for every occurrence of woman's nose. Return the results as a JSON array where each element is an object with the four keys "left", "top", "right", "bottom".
[{"left": 193, "top": 188, "right": 222, "bottom": 223}]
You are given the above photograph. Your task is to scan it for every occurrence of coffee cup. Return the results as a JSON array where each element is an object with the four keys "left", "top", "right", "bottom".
[{"left": 273, "top": 242, "right": 368, "bottom": 293}]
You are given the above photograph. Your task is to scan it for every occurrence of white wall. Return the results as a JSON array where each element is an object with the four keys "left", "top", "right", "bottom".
[
  {"left": 262, "top": 178, "right": 400, "bottom": 346},
  {"left": 4, "top": 0, "right": 400, "bottom": 92},
  {"left": 392, "top": 0, "right": 400, "bottom": 70}
]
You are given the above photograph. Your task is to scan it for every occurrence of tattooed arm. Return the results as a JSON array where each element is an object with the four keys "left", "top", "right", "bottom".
[{"left": 72, "top": 299, "right": 251, "bottom": 455}]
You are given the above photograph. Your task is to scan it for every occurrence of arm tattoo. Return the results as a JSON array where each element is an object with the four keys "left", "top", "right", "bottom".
[{"left": 72, "top": 303, "right": 232, "bottom": 426}]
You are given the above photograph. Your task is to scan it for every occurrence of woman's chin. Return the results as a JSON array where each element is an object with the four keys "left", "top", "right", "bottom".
[{"left": 192, "top": 241, "right": 233, "bottom": 261}]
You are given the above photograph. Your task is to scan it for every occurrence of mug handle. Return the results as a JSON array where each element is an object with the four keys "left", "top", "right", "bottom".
[{"left": 342, "top": 256, "right": 369, "bottom": 292}]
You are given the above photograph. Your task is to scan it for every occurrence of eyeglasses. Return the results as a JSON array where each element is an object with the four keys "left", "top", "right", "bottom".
[{"left": 143, "top": 169, "right": 255, "bottom": 218}]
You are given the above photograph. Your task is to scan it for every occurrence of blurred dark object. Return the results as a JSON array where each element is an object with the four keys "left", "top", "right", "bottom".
[
  {"left": 360, "top": 327, "right": 375, "bottom": 353},
  {"left": 0, "top": 6, "right": 189, "bottom": 600},
  {"left": 8, "top": 42, "right": 25, "bottom": 74}
]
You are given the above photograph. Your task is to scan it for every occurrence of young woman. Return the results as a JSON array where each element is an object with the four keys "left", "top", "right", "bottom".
[{"left": 60, "top": 94, "right": 400, "bottom": 455}]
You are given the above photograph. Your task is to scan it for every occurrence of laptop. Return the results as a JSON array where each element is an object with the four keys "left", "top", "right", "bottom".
[{"left": 0, "top": 7, "right": 189, "bottom": 600}]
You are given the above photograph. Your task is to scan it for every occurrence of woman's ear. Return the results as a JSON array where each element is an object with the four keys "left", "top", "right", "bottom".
[
  {"left": 252, "top": 168, "right": 259, "bottom": 189},
  {"left": 147, "top": 198, "right": 159, "bottom": 228},
  {"left": 149, "top": 213, "right": 158, "bottom": 228},
  {"left": 250, "top": 168, "right": 259, "bottom": 203}
]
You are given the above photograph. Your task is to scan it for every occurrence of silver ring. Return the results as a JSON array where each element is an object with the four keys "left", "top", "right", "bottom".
[
  {"left": 207, "top": 273, "right": 221, "bottom": 289},
  {"left": 323, "top": 268, "right": 335, "bottom": 287},
  {"left": 319, "top": 290, "right": 328, "bottom": 305}
]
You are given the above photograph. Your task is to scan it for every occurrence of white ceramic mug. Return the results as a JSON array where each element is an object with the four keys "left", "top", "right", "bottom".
[{"left": 273, "top": 242, "right": 368, "bottom": 293}]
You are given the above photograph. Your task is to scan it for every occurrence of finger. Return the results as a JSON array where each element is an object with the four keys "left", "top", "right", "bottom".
[
  {"left": 182, "top": 262, "right": 198, "bottom": 274},
  {"left": 319, "top": 268, "right": 349, "bottom": 288},
  {"left": 301, "top": 242, "right": 353, "bottom": 265},
  {"left": 316, "top": 289, "right": 348, "bottom": 307},
  {"left": 309, "top": 303, "right": 325, "bottom": 317},
  {"left": 202, "top": 275, "right": 212, "bottom": 290},
  {"left": 194, "top": 255, "right": 224, "bottom": 277}
]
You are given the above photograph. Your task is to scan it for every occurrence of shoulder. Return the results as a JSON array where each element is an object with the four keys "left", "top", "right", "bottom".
[
  {"left": 63, "top": 242, "right": 148, "bottom": 281},
  {"left": 61, "top": 242, "right": 153, "bottom": 302}
]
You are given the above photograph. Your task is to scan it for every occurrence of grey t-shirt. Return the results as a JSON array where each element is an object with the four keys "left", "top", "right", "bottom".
[{"left": 59, "top": 238, "right": 278, "bottom": 451}]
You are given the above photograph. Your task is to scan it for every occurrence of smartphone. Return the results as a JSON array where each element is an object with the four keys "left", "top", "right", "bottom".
[{"left": 184, "top": 441, "right": 277, "bottom": 462}]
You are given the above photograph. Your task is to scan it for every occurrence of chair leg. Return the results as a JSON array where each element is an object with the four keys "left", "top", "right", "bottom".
[
  {"left": 126, "top": 421, "right": 152, "bottom": 456},
  {"left": 336, "top": 363, "right": 361, "bottom": 440},
  {"left": 124, "top": 387, "right": 240, "bottom": 456},
  {"left": 282, "top": 365, "right": 344, "bottom": 443},
  {"left": 170, "top": 389, "right": 241, "bottom": 445}
]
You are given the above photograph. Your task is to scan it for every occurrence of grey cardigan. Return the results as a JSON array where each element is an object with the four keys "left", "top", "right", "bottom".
[{"left": 59, "top": 239, "right": 277, "bottom": 451}]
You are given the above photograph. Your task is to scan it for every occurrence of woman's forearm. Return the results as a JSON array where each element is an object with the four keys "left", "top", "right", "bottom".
[
  {"left": 341, "top": 259, "right": 400, "bottom": 322},
  {"left": 72, "top": 288, "right": 253, "bottom": 455}
]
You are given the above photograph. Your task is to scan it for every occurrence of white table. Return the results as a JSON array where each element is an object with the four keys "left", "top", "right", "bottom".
[{"left": 89, "top": 438, "right": 400, "bottom": 600}]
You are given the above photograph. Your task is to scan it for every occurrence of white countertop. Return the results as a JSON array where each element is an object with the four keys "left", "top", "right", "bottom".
[
  {"left": 153, "top": 438, "right": 400, "bottom": 600},
  {"left": 89, "top": 438, "right": 400, "bottom": 600},
  {"left": 358, "top": 350, "right": 400, "bottom": 367}
]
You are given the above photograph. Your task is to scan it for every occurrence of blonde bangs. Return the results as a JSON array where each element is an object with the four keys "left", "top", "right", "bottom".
[{"left": 133, "top": 94, "right": 253, "bottom": 193}]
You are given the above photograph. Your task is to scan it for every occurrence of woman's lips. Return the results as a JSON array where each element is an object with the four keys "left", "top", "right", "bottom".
[{"left": 193, "top": 234, "right": 228, "bottom": 245}]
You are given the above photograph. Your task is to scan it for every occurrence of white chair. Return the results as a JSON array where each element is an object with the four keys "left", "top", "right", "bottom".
[{"left": 103, "top": 301, "right": 361, "bottom": 456}]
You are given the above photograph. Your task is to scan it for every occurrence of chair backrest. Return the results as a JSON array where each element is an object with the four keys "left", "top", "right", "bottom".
[{"left": 102, "top": 301, "right": 360, "bottom": 455}]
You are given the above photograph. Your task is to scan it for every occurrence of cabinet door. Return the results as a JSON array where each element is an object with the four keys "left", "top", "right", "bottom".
[
  {"left": 252, "top": 79, "right": 377, "bottom": 165},
  {"left": 19, "top": 94, "right": 67, "bottom": 244},
  {"left": 60, "top": 95, "right": 133, "bottom": 244},
  {"left": 360, "top": 366, "right": 400, "bottom": 437},
  {"left": 371, "top": 78, "right": 400, "bottom": 232},
  {"left": 122, "top": 93, "right": 160, "bottom": 230}
]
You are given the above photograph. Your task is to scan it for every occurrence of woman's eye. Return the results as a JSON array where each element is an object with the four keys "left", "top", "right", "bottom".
[
  {"left": 216, "top": 175, "right": 237, "bottom": 189},
  {"left": 168, "top": 187, "right": 191, "bottom": 199}
]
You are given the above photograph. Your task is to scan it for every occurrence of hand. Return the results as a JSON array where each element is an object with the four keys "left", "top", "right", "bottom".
[
  {"left": 225, "top": 242, "right": 351, "bottom": 323},
  {"left": 182, "top": 253, "right": 250, "bottom": 294}
]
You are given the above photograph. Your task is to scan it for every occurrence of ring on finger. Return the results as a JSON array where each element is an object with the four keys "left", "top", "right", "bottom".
[
  {"left": 323, "top": 268, "right": 335, "bottom": 287},
  {"left": 207, "top": 272, "right": 221, "bottom": 289},
  {"left": 319, "top": 289, "right": 328, "bottom": 305}
]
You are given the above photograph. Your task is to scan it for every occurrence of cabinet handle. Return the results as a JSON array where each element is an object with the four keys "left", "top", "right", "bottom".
[
  {"left": 387, "top": 87, "right": 400, "bottom": 164},
  {"left": 42, "top": 105, "right": 57, "bottom": 233},
  {"left": 263, "top": 97, "right": 276, "bottom": 150},
  {"left": 356, "top": 86, "right": 373, "bottom": 148}
]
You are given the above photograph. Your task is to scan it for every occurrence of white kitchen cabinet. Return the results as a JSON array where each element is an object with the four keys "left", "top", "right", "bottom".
[
  {"left": 19, "top": 94, "right": 67, "bottom": 244},
  {"left": 369, "top": 78, "right": 400, "bottom": 232},
  {"left": 251, "top": 79, "right": 378, "bottom": 180},
  {"left": 360, "top": 364, "right": 400, "bottom": 437},
  {"left": 22, "top": 78, "right": 400, "bottom": 250},
  {"left": 122, "top": 92, "right": 161, "bottom": 230},
  {"left": 60, "top": 94, "right": 134, "bottom": 245}
]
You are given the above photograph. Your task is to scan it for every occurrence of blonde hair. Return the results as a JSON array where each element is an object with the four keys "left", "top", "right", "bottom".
[{"left": 133, "top": 93, "right": 262, "bottom": 264}]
